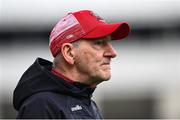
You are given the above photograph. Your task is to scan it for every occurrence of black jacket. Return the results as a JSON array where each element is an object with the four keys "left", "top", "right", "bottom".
[{"left": 13, "top": 58, "right": 103, "bottom": 119}]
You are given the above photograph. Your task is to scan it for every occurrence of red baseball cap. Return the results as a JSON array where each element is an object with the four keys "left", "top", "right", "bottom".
[{"left": 50, "top": 10, "right": 130, "bottom": 57}]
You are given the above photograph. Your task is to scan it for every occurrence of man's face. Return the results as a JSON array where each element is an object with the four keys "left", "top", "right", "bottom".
[{"left": 73, "top": 36, "right": 117, "bottom": 85}]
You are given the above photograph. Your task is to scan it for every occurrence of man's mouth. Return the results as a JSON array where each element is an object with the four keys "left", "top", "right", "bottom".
[
  {"left": 102, "top": 63, "right": 110, "bottom": 65},
  {"left": 102, "top": 60, "right": 111, "bottom": 65},
  {"left": 101, "top": 62, "right": 111, "bottom": 69}
]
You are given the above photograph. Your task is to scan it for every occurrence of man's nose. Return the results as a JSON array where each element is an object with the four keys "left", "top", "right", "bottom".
[{"left": 104, "top": 43, "right": 117, "bottom": 58}]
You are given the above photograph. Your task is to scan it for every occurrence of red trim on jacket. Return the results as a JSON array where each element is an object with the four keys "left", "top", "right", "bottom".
[{"left": 51, "top": 68, "right": 75, "bottom": 84}]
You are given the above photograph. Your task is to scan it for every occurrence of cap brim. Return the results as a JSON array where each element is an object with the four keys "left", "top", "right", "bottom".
[{"left": 82, "top": 22, "right": 130, "bottom": 40}]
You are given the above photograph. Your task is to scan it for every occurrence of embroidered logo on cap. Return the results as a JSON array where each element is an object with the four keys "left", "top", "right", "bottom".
[{"left": 90, "top": 11, "right": 105, "bottom": 22}]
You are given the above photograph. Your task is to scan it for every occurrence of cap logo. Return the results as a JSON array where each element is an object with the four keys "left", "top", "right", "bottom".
[
  {"left": 90, "top": 11, "right": 105, "bottom": 22},
  {"left": 66, "top": 34, "right": 74, "bottom": 39}
]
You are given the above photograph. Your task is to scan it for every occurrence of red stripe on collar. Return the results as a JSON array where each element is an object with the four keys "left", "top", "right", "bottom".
[{"left": 51, "top": 68, "right": 75, "bottom": 84}]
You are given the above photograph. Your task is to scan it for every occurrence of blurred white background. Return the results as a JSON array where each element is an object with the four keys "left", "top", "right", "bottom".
[{"left": 0, "top": 0, "right": 180, "bottom": 118}]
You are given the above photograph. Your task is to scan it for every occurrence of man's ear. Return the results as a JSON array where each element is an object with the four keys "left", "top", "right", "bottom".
[{"left": 61, "top": 43, "right": 75, "bottom": 65}]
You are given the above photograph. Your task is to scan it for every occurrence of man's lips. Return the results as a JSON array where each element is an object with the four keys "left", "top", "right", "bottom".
[
  {"left": 102, "top": 60, "right": 111, "bottom": 65},
  {"left": 102, "top": 63, "right": 110, "bottom": 65},
  {"left": 101, "top": 62, "right": 111, "bottom": 69},
  {"left": 101, "top": 59, "right": 111, "bottom": 69}
]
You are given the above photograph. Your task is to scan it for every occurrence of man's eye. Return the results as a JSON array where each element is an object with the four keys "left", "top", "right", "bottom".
[{"left": 94, "top": 40, "right": 105, "bottom": 45}]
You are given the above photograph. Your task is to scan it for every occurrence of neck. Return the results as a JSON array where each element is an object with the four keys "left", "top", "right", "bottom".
[
  {"left": 53, "top": 66, "right": 78, "bottom": 83},
  {"left": 53, "top": 66, "right": 99, "bottom": 87}
]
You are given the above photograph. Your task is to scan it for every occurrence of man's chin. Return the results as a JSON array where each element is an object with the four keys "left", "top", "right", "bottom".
[
  {"left": 91, "top": 74, "right": 111, "bottom": 84},
  {"left": 91, "top": 76, "right": 110, "bottom": 86},
  {"left": 103, "top": 71, "right": 111, "bottom": 80},
  {"left": 104, "top": 76, "right": 111, "bottom": 81},
  {"left": 101, "top": 74, "right": 111, "bottom": 81}
]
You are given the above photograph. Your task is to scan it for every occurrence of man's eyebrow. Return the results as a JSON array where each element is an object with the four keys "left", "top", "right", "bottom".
[{"left": 98, "top": 36, "right": 111, "bottom": 41}]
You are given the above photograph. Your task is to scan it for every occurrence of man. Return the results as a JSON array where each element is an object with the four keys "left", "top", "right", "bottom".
[{"left": 13, "top": 10, "right": 130, "bottom": 119}]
